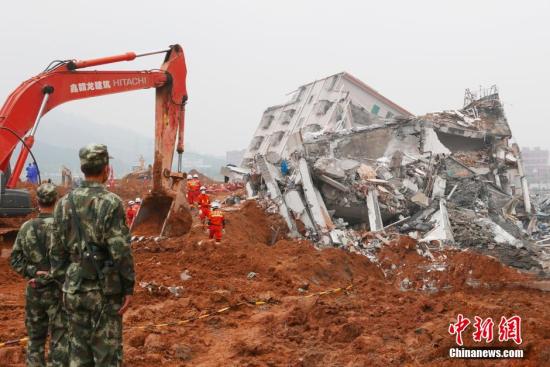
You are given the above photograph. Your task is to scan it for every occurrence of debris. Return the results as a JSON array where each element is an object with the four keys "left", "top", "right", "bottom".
[
  {"left": 446, "top": 184, "right": 458, "bottom": 200},
  {"left": 167, "top": 286, "right": 183, "bottom": 297},
  {"left": 1, "top": 168, "right": 549, "bottom": 365},
  {"left": 239, "top": 85, "right": 549, "bottom": 274},
  {"left": 357, "top": 164, "right": 376, "bottom": 180},
  {"left": 180, "top": 270, "right": 192, "bottom": 281},
  {"left": 247, "top": 272, "right": 258, "bottom": 280},
  {"left": 139, "top": 281, "right": 183, "bottom": 297},
  {"left": 400, "top": 278, "right": 412, "bottom": 291},
  {"left": 411, "top": 192, "right": 430, "bottom": 208}
]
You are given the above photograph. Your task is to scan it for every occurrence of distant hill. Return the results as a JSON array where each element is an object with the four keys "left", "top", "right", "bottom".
[{"left": 12, "top": 111, "right": 226, "bottom": 182}]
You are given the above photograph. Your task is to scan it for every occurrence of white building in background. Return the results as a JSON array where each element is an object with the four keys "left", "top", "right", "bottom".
[{"left": 242, "top": 72, "right": 413, "bottom": 167}]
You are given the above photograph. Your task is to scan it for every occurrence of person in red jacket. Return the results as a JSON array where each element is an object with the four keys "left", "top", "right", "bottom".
[
  {"left": 207, "top": 201, "right": 225, "bottom": 242},
  {"left": 126, "top": 200, "right": 136, "bottom": 227},
  {"left": 196, "top": 186, "right": 211, "bottom": 224}
]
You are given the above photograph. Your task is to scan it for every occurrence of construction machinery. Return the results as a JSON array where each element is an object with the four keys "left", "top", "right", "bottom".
[{"left": 0, "top": 44, "right": 192, "bottom": 236}]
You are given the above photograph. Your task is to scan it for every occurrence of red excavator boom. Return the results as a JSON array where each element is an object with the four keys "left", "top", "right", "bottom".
[{"left": 0, "top": 45, "right": 191, "bottom": 236}]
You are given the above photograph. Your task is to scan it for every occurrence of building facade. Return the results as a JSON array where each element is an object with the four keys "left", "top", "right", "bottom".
[{"left": 242, "top": 72, "right": 413, "bottom": 167}]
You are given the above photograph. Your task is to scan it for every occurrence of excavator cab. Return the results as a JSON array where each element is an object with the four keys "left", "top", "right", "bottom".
[{"left": 0, "top": 166, "right": 33, "bottom": 217}]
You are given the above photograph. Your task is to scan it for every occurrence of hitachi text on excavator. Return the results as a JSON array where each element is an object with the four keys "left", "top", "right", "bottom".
[{"left": 0, "top": 44, "right": 192, "bottom": 236}]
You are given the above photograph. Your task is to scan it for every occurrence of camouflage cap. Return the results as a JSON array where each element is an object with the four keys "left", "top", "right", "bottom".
[
  {"left": 36, "top": 183, "right": 58, "bottom": 205},
  {"left": 79, "top": 143, "right": 109, "bottom": 170}
]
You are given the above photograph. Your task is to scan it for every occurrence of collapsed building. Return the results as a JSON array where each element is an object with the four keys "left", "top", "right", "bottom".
[
  {"left": 241, "top": 72, "right": 413, "bottom": 167},
  {"left": 235, "top": 75, "right": 549, "bottom": 275}
]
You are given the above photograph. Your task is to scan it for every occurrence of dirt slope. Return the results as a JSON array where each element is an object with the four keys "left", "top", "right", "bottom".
[{"left": 0, "top": 200, "right": 549, "bottom": 366}]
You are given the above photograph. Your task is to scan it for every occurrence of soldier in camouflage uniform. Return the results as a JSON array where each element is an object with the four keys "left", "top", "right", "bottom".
[
  {"left": 50, "top": 144, "right": 135, "bottom": 367},
  {"left": 10, "top": 183, "right": 69, "bottom": 367}
]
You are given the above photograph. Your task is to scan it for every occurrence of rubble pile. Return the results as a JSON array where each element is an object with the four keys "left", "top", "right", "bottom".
[
  {"left": 243, "top": 89, "right": 550, "bottom": 275},
  {"left": 0, "top": 197, "right": 548, "bottom": 365},
  {"left": 1, "top": 181, "right": 549, "bottom": 365}
]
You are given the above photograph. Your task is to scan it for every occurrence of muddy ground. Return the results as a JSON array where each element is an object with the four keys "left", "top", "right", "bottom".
[{"left": 0, "top": 188, "right": 549, "bottom": 366}]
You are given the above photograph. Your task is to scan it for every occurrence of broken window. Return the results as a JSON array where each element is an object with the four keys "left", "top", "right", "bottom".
[
  {"left": 314, "top": 100, "right": 333, "bottom": 116},
  {"left": 350, "top": 103, "right": 374, "bottom": 125},
  {"left": 261, "top": 115, "right": 275, "bottom": 130},
  {"left": 386, "top": 111, "right": 394, "bottom": 119},
  {"left": 250, "top": 136, "right": 265, "bottom": 151},
  {"left": 371, "top": 104, "right": 380, "bottom": 116},
  {"left": 270, "top": 131, "right": 285, "bottom": 146},
  {"left": 280, "top": 109, "right": 296, "bottom": 125},
  {"left": 302, "top": 124, "right": 322, "bottom": 134}
]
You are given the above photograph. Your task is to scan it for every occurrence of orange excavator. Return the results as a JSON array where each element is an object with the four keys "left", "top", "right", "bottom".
[{"left": 0, "top": 44, "right": 192, "bottom": 236}]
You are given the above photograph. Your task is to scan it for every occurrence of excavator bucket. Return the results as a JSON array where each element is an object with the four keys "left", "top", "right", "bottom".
[
  {"left": 131, "top": 194, "right": 171, "bottom": 236},
  {"left": 131, "top": 180, "right": 192, "bottom": 237},
  {"left": 160, "top": 183, "right": 193, "bottom": 237}
]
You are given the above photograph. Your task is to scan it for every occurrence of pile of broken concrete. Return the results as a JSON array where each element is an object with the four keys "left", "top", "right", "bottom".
[{"left": 240, "top": 91, "right": 550, "bottom": 275}]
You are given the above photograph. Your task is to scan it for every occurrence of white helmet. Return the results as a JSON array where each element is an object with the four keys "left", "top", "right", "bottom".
[
  {"left": 135, "top": 197, "right": 142, "bottom": 203},
  {"left": 211, "top": 201, "right": 220, "bottom": 209},
  {"left": 187, "top": 174, "right": 193, "bottom": 179},
  {"left": 200, "top": 186, "right": 206, "bottom": 191},
  {"left": 193, "top": 174, "right": 199, "bottom": 178},
  {"left": 129, "top": 200, "right": 135, "bottom": 205}
]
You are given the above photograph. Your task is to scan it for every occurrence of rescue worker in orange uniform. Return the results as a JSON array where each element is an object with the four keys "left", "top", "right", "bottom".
[
  {"left": 186, "top": 174, "right": 201, "bottom": 208},
  {"left": 207, "top": 201, "right": 225, "bottom": 242},
  {"left": 191, "top": 174, "right": 202, "bottom": 206},
  {"left": 196, "top": 186, "right": 211, "bottom": 224},
  {"left": 126, "top": 200, "right": 136, "bottom": 227},
  {"left": 186, "top": 174, "right": 195, "bottom": 206}
]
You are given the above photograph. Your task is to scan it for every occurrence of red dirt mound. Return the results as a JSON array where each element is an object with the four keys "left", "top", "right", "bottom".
[
  {"left": 377, "top": 235, "right": 532, "bottom": 291},
  {"left": 0, "top": 195, "right": 549, "bottom": 366},
  {"left": 224, "top": 200, "right": 288, "bottom": 244}
]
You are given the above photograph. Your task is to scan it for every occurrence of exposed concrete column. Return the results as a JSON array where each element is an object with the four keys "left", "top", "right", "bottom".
[
  {"left": 342, "top": 98, "right": 354, "bottom": 130},
  {"left": 493, "top": 169, "right": 502, "bottom": 190},
  {"left": 284, "top": 189, "right": 315, "bottom": 231},
  {"left": 431, "top": 176, "right": 447, "bottom": 199},
  {"left": 366, "top": 188, "right": 384, "bottom": 231},
  {"left": 421, "top": 199, "right": 454, "bottom": 243},
  {"left": 516, "top": 155, "right": 532, "bottom": 214},
  {"left": 256, "top": 155, "right": 300, "bottom": 237},
  {"left": 298, "top": 157, "right": 334, "bottom": 232}
]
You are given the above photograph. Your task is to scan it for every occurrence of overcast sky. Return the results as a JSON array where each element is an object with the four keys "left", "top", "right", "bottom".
[{"left": 1, "top": 0, "right": 549, "bottom": 157}]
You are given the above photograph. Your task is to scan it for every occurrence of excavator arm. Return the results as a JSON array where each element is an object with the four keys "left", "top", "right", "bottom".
[
  {"left": 0, "top": 45, "right": 192, "bottom": 235},
  {"left": 1, "top": 45, "right": 187, "bottom": 187}
]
